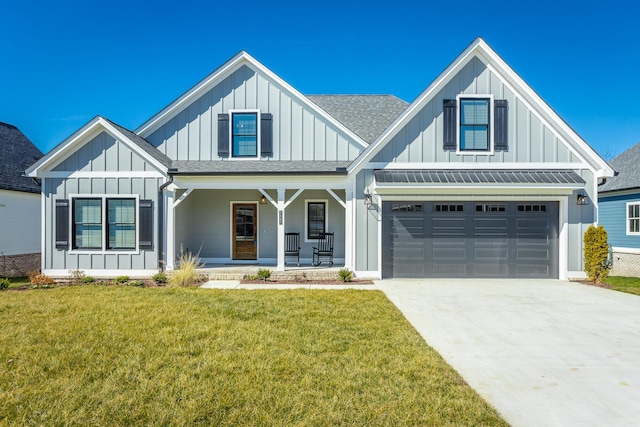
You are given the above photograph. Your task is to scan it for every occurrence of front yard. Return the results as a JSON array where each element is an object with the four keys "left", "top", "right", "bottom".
[{"left": 0, "top": 286, "right": 506, "bottom": 426}]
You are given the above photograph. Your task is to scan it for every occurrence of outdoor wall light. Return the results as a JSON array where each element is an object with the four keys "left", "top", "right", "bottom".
[
  {"left": 364, "top": 189, "right": 372, "bottom": 207},
  {"left": 576, "top": 191, "right": 589, "bottom": 206},
  {"left": 259, "top": 195, "right": 267, "bottom": 204}
]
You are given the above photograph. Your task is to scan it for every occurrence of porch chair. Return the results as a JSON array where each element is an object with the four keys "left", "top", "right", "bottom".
[
  {"left": 285, "top": 232, "right": 301, "bottom": 266},
  {"left": 312, "top": 232, "right": 334, "bottom": 266}
]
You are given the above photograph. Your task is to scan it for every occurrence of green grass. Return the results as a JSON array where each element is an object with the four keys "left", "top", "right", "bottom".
[
  {"left": 3, "top": 277, "right": 30, "bottom": 289},
  {"left": 605, "top": 276, "right": 640, "bottom": 296},
  {"left": 0, "top": 287, "right": 507, "bottom": 426}
]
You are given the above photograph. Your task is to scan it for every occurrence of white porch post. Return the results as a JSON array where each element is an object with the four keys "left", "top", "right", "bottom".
[
  {"left": 276, "top": 188, "right": 286, "bottom": 271},
  {"left": 344, "top": 187, "right": 353, "bottom": 270},
  {"left": 165, "top": 189, "right": 175, "bottom": 270}
]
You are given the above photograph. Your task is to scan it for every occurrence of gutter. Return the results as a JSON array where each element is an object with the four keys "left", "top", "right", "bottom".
[{"left": 157, "top": 168, "right": 177, "bottom": 270}]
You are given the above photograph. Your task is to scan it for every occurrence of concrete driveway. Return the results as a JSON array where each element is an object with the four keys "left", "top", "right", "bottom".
[{"left": 376, "top": 279, "right": 640, "bottom": 427}]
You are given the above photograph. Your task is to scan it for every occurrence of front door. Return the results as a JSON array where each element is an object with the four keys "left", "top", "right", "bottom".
[{"left": 233, "top": 203, "right": 257, "bottom": 260}]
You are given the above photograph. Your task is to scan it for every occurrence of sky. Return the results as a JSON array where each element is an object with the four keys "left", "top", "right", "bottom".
[{"left": 1, "top": 0, "right": 638, "bottom": 159}]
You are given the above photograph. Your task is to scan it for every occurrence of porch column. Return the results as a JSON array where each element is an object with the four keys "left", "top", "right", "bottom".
[
  {"left": 344, "top": 187, "right": 353, "bottom": 270},
  {"left": 165, "top": 189, "right": 175, "bottom": 270},
  {"left": 276, "top": 188, "right": 286, "bottom": 271}
]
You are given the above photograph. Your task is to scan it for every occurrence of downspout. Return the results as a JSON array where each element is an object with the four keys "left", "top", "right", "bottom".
[{"left": 157, "top": 169, "right": 177, "bottom": 270}]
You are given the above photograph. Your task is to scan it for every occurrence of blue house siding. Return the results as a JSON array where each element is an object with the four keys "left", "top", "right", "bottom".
[{"left": 599, "top": 193, "right": 640, "bottom": 249}]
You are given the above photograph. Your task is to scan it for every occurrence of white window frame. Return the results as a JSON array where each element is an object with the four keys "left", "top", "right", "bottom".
[
  {"left": 228, "top": 109, "right": 261, "bottom": 160},
  {"left": 456, "top": 94, "right": 495, "bottom": 155},
  {"left": 626, "top": 201, "right": 640, "bottom": 235},
  {"left": 69, "top": 194, "right": 140, "bottom": 254},
  {"left": 304, "top": 199, "right": 328, "bottom": 242}
]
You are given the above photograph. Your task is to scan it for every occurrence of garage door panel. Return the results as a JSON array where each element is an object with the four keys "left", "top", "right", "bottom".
[{"left": 382, "top": 201, "right": 559, "bottom": 279}]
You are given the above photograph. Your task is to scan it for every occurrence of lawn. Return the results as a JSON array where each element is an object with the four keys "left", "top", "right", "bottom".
[
  {"left": 605, "top": 276, "right": 640, "bottom": 296},
  {"left": 0, "top": 286, "right": 507, "bottom": 426}
]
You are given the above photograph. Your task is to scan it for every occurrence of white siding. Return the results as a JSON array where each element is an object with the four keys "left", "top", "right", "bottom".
[{"left": 0, "top": 190, "right": 41, "bottom": 256}]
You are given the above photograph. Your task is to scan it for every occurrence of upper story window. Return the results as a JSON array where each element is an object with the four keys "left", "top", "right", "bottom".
[
  {"left": 443, "top": 96, "right": 508, "bottom": 154},
  {"left": 218, "top": 111, "right": 273, "bottom": 159},
  {"left": 460, "top": 98, "right": 490, "bottom": 151},
  {"left": 628, "top": 202, "right": 640, "bottom": 235},
  {"left": 232, "top": 112, "right": 258, "bottom": 157}
]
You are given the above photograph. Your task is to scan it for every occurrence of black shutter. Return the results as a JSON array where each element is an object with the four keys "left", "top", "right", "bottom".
[
  {"left": 494, "top": 99, "right": 508, "bottom": 151},
  {"left": 443, "top": 99, "right": 457, "bottom": 151},
  {"left": 260, "top": 113, "right": 273, "bottom": 157},
  {"left": 139, "top": 199, "right": 153, "bottom": 249},
  {"left": 55, "top": 199, "right": 69, "bottom": 249},
  {"left": 218, "top": 114, "right": 229, "bottom": 157}
]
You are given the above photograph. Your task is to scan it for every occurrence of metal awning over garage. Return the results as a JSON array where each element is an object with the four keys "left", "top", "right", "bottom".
[{"left": 374, "top": 169, "right": 585, "bottom": 185}]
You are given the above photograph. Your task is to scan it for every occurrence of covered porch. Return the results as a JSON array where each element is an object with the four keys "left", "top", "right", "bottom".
[{"left": 163, "top": 173, "right": 353, "bottom": 272}]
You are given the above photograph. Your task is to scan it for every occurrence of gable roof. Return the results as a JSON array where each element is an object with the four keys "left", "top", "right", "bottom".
[
  {"left": 135, "top": 51, "right": 369, "bottom": 150},
  {"left": 307, "top": 95, "right": 408, "bottom": 144},
  {"left": 598, "top": 142, "right": 640, "bottom": 193},
  {"left": 26, "top": 116, "right": 171, "bottom": 177},
  {"left": 0, "top": 122, "right": 43, "bottom": 193},
  {"left": 348, "top": 37, "right": 615, "bottom": 178}
]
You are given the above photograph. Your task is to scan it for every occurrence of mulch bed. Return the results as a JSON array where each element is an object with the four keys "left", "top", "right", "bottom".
[
  {"left": 240, "top": 279, "right": 374, "bottom": 285},
  {"left": 576, "top": 280, "right": 612, "bottom": 289}
]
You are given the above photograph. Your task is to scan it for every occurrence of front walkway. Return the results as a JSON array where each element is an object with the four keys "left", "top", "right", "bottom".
[{"left": 376, "top": 279, "right": 640, "bottom": 427}]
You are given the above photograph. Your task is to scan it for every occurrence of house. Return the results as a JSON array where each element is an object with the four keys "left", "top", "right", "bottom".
[
  {"left": 1, "top": 122, "right": 43, "bottom": 277},
  {"left": 598, "top": 143, "right": 640, "bottom": 277},
  {"left": 26, "top": 38, "right": 613, "bottom": 280}
]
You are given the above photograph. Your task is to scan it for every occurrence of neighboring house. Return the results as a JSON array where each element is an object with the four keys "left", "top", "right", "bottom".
[
  {"left": 0, "top": 122, "right": 43, "bottom": 277},
  {"left": 598, "top": 143, "right": 640, "bottom": 277},
  {"left": 26, "top": 38, "right": 613, "bottom": 280}
]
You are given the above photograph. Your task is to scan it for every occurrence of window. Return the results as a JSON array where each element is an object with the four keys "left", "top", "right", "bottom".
[
  {"left": 307, "top": 201, "right": 326, "bottom": 240},
  {"left": 392, "top": 203, "right": 423, "bottom": 212},
  {"left": 71, "top": 196, "right": 138, "bottom": 251},
  {"left": 232, "top": 112, "right": 258, "bottom": 157},
  {"left": 107, "top": 199, "right": 136, "bottom": 249},
  {"left": 435, "top": 204, "right": 464, "bottom": 212},
  {"left": 460, "top": 98, "right": 490, "bottom": 151},
  {"left": 628, "top": 202, "right": 640, "bottom": 235},
  {"left": 476, "top": 204, "right": 505, "bottom": 212},
  {"left": 73, "top": 198, "right": 102, "bottom": 249}
]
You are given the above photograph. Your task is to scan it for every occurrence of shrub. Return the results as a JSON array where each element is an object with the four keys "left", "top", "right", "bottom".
[
  {"left": 584, "top": 224, "right": 612, "bottom": 284},
  {"left": 0, "top": 278, "right": 9, "bottom": 291},
  {"left": 338, "top": 268, "right": 354, "bottom": 282},
  {"left": 80, "top": 276, "right": 95, "bottom": 284},
  {"left": 68, "top": 269, "right": 85, "bottom": 284},
  {"left": 114, "top": 276, "right": 130, "bottom": 284},
  {"left": 127, "top": 280, "right": 145, "bottom": 287},
  {"left": 169, "top": 247, "right": 205, "bottom": 287},
  {"left": 256, "top": 268, "right": 271, "bottom": 281},
  {"left": 152, "top": 272, "right": 168, "bottom": 284},
  {"left": 28, "top": 271, "right": 55, "bottom": 288}
]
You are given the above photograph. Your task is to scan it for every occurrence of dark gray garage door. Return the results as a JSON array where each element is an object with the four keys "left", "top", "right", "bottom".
[{"left": 382, "top": 201, "right": 559, "bottom": 278}]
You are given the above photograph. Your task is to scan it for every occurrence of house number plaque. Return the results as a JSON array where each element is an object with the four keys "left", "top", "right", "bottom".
[{"left": 279, "top": 210, "right": 283, "bottom": 225}]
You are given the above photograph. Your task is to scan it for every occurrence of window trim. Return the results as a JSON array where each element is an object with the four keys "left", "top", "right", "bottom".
[
  {"left": 229, "top": 109, "right": 261, "bottom": 160},
  {"left": 69, "top": 194, "right": 140, "bottom": 254},
  {"left": 456, "top": 94, "right": 495, "bottom": 155},
  {"left": 626, "top": 201, "right": 640, "bottom": 236},
  {"left": 305, "top": 199, "right": 328, "bottom": 242}
]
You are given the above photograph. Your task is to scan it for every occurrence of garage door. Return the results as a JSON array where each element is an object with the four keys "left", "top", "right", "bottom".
[{"left": 382, "top": 201, "right": 559, "bottom": 278}]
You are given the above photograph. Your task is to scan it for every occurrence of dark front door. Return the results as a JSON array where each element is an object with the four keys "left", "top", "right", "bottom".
[{"left": 233, "top": 203, "right": 257, "bottom": 260}]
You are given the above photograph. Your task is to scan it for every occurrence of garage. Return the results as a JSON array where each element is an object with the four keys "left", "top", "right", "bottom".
[{"left": 381, "top": 201, "right": 559, "bottom": 279}]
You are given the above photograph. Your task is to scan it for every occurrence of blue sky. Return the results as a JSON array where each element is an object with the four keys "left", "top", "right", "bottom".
[{"left": 1, "top": 0, "right": 638, "bottom": 158}]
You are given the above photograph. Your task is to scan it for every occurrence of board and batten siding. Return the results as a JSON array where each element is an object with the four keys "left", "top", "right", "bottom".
[
  {"left": 372, "top": 57, "right": 581, "bottom": 165},
  {"left": 44, "top": 130, "right": 163, "bottom": 274},
  {"left": 145, "top": 65, "right": 363, "bottom": 162},
  {"left": 599, "top": 193, "right": 640, "bottom": 249}
]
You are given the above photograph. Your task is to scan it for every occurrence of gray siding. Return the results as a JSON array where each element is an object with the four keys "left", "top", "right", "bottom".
[
  {"left": 44, "top": 177, "right": 162, "bottom": 272},
  {"left": 146, "top": 65, "right": 363, "bottom": 162},
  {"left": 354, "top": 169, "right": 378, "bottom": 272},
  {"left": 53, "top": 131, "right": 153, "bottom": 172},
  {"left": 372, "top": 57, "right": 580, "bottom": 165}
]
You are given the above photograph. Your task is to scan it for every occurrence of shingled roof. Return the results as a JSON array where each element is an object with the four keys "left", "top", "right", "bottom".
[
  {"left": 0, "top": 122, "right": 43, "bottom": 193},
  {"left": 306, "top": 95, "right": 408, "bottom": 144},
  {"left": 599, "top": 142, "right": 640, "bottom": 193}
]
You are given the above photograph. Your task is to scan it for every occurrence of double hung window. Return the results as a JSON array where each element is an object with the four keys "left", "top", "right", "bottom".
[
  {"left": 460, "top": 98, "right": 490, "bottom": 151},
  {"left": 628, "top": 202, "right": 640, "bottom": 235},
  {"left": 71, "top": 197, "right": 137, "bottom": 251},
  {"left": 232, "top": 112, "right": 258, "bottom": 157}
]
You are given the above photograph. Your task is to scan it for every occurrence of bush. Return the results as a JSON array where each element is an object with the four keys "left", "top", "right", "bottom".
[
  {"left": 28, "top": 271, "right": 55, "bottom": 288},
  {"left": 584, "top": 224, "right": 611, "bottom": 284},
  {"left": 256, "top": 268, "right": 271, "bottom": 281},
  {"left": 80, "top": 276, "right": 95, "bottom": 284},
  {"left": 152, "top": 272, "right": 168, "bottom": 284},
  {"left": 68, "top": 269, "right": 85, "bottom": 284},
  {"left": 169, "top": 248, "right": 205, "bottom": 287},
  {"left": 338, "top": 268, "right": 354, "bottom": 282},
  {"left": 127, "top": 280, "right": 145, "bottom": 287},
  {"left": 0, "top": 278, "right": 9, "bottom": 291},
  {"left": 114, "top": 276, "right": 130, "bottom": 284}
]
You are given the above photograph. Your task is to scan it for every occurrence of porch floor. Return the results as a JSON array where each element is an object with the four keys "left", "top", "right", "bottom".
[{"left": 197, "top": 263, "right": 345, "bottom": 281}]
